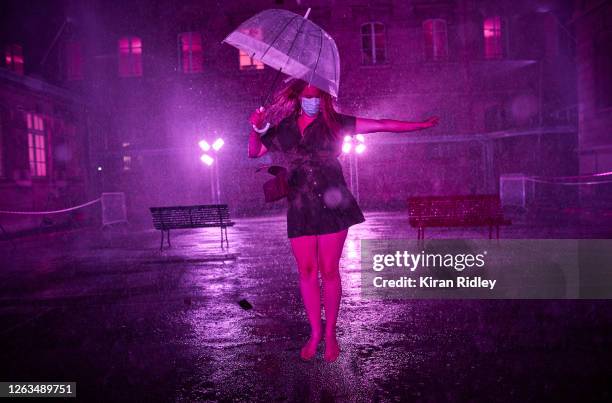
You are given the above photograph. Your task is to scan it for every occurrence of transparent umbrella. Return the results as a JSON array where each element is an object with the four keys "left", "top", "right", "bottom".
[{"left": 223, "top": 8, "right": 341, "bottom": 100}]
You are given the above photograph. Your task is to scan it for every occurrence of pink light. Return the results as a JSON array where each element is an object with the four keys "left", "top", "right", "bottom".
[
  {"left": 198, "top": 140, "right": 210, "bottom": 151},
  {"left": 342, "top": 143, "right": 352, "bottom": 153},
  {"left": 200, "top": 154, "right": 214, "bottom": 166},
  {"left": 344, "top": 135, "right": 352, "bottom": 143},
  {"left": 355, "top": 134, "right": 365, "bottom": 143},
  {"left": 355, "top": 144, "right": 366, "bottom": 154},
  {"left": 212, "top": 138, "right": 224, "bottom": 151}
]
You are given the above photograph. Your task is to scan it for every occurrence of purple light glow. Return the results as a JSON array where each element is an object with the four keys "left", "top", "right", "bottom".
[
  {"left": 198, "top": 140, "right": 211, "bottom": 151},
  {"left": 343, "top": 133, "right": 366, "bottom": 154},
  {"left": 212, "top": 138, "right": 224, "bottom": 151},
  {"left": 200, "top": 154, "right": 214, "bottom": 166}
]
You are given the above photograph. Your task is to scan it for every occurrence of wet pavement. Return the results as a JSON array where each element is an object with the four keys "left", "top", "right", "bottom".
[{"left": 1, "top": 212, "right": 611, "bottom": 402}]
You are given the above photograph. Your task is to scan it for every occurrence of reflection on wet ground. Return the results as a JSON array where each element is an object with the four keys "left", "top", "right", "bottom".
[{"left": 1, "top": 212, "right": 611, "bottom": 401}]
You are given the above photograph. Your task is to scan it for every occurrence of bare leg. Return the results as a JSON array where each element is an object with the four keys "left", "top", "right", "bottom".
[
  {"left": 290, "top": 234, "right": 322, "bottom": 360},
  {"left": 317, "top": 229, "right": 348, "bottom": 362}
]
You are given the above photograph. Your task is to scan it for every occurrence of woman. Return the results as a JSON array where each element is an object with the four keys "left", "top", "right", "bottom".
[{"left": 248, "top": 79, "right": 438, "bottom": 362}]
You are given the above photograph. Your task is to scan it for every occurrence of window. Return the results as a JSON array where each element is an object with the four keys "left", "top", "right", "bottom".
[
  {"left": 238, "top": 28, "right": 264, "bottom": 70},
  {"left": 65, "top": 41, "right": 83, "bottom": 80},
  {"left": 483, "top": 16, "right": 503, "bottom": 59},
  {"left": 594, "top": 31, "right": 612, "bottom": 109},
  {"left": 239, "top": 50, "right": 264, "bottom": 70},
  {"left": 0, "top": 118, "right": 3, "bottom": 178},
  {"left": 118, "top": 37, "right": 142, "bottom": 77},
  {"left": 423, "top": 19, "right": 448, "bottom": 61},
  {"left": 122, "top": 142, "right": 131, "bottom": 171},
  {"left": 484, "top": 105, "right": 506, "bottom": 132},
  {"left": 122, "top": 155, "right": 132, "bottom": 171},
  {"left": 361, "top": 23, "right": 386, "bottom": 65},
  {"left": 27, "top": 113, "right": 47, "bottom": 177},
  {"left": 178, "top": 32, "right": 203, "bottom": 73},
  {"left": 5, "top": 44, "right": 24, "bottom": 75}
]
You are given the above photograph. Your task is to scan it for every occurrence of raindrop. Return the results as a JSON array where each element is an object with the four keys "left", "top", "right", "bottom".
[{"left": 323, "top": 187, "right": 342, "bottom": 208}]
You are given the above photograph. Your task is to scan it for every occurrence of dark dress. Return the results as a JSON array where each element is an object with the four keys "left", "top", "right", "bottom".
[{"left": 260, "top": 112, "right": 366, "bottom": 238}]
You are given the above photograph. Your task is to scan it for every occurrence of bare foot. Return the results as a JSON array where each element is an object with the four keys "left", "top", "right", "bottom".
[
  {"left": 324, "top": 335, "right": 340, "bottom": 362},
  {"left": 300, "top": 334, "right": 321, "bottom": 361}
]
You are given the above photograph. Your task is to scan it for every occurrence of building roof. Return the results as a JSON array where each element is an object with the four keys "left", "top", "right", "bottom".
[{"left": 0, "top": 67, "right": 85, "bottom": 105}]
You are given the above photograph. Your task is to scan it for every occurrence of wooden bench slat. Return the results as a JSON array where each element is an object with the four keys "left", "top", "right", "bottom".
[
  {"left": 149, "top": 205, "right": 234, "bottom": 229},
  {"left": 149, "top": 204, "right": 234, "bottom": 250},
  {"left": 407, "top": 195, "right": 511, "bottom": 238}
]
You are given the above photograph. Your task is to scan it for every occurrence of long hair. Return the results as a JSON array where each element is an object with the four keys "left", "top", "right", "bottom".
[{"left": 264, "top": 79, "right": 341, "bottom": 140}]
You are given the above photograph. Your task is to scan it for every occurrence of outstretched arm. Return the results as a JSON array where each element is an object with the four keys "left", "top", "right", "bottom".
[{"left": 355, "top": 116, "right": 439, "bottom": 134}]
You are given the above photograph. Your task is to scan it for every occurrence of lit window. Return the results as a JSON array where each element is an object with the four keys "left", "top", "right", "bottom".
[
  {"left": 5, "top": 44, "right": 24, "bottom": 75},
  {"left": 65, "top": 41, "right": 83, "bottom": 80},
  {"left": 361, "top": 23, "right": 386, "bottom": 65},
  {"left": 483, "top": 16, "right": 503, "bottom": 59},
  {"left": 239, "top": 50, "right": 264, "bottom": 70},
  {"left": 118, "top": 37, "right": 143, "bottom": 77},
  {"left": 423, "top": 19, "right": 448, "bottom": 61},
  {"left": 178, "top": 32, "right": 203, "bottom": 73},
  {"left": 26, "top": 113, "right": 47, "bottom": 177},
  {"left": 238, "top": 28, "right": 264, "bottom": 70}
]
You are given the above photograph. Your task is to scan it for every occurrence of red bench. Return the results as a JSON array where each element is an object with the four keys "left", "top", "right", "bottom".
[{"left": 407, "top": 195, "right": 511, "bottom": 239}]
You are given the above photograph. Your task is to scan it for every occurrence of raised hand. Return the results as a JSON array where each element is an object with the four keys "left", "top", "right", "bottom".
[{"left": 249, "top": 106, "right": 267, "bottom": 130}]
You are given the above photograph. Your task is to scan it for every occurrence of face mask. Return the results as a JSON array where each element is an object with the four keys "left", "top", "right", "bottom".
[{"left": 301, "top": 97, "right": 320, "bottom": 117}]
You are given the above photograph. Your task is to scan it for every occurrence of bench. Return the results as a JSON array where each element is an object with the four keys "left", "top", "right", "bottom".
[
  {"left": 407, "top": 195, "right": 511, "bottom": 240},
  {"left": 149, "top": 204, "right": 234, "bottom": 251}
]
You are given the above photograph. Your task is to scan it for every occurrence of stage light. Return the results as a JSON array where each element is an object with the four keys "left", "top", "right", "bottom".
[
  {"left": 342, "top": 133, "right": 365, "bottom": 202},
  {"left": 97, "top": 166, "right": 102, "bottom": 171},
  {"left": 198, "top": 136, "right": 224, "bottom": 203},
  {"left": 200, "top": 154, "right": 214, "bottom": 166},
  {"left": 212, "top": 138, "right": 224, "bottom": 151},
  {"left": 198, "top": 140, "right": 211, "bottom": 152}
]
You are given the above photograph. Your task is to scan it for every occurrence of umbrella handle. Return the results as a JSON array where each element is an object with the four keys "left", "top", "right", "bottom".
[{"left": 261, "top": 8, "right": 312, "bottom": 108}]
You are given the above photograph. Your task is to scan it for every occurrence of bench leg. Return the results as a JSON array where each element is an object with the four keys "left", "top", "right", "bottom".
[
  {"left": 220, "top": 227, "right": 224, "bottom": 250},
  {"left": 160, "top": 230, "right": 164, "bottom": 251},
  {"left": 417, "top": 227, "right": 425, "bottom": 248},
  {"left": 167, "top": 230, "right": 171, "bottom": 247},
  {"left": 224, "top": 227, "right": 230, "bottom": 250}
]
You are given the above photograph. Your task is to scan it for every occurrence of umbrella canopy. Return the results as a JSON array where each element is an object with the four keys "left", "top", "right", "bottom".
[{"left": 223, "top": 8, "right": 341, "bottom": 98}]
